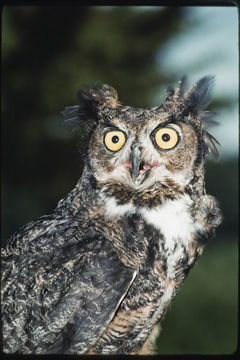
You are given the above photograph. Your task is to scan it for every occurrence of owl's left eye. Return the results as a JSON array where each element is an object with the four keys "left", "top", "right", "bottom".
[
  {"left": 153, "top": 127, "right": 179, "bottom": 150},
  {"left": 104, "top": 130, "right": 126, "bottom": 152}
]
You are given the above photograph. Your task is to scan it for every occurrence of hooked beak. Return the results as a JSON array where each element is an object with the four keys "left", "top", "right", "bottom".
[
  {"left": 129, "top": 144, "right": 156, "bottom": 185},
  {"left": 130, "top": 143, "right": 142, "bottom": 181}
]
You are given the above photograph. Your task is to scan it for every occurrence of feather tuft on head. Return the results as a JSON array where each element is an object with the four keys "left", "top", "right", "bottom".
[
  {"left": 184, "top": 75, "right": 215, "bottom": 115},
  {"left": 164, "top": 75, "right": 215, "bottom": 115},
  {"left": 61, "top": 83, "right": 120, "bottom": 129},
  {"left": 164, "top": 75, "right": 220, "bottom": 160}
]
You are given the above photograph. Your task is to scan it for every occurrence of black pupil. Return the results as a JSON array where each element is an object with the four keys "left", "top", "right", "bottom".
[
  {"left": 112, "top": 135, "right": 119, "bottom": 143},
  {"left": 162, "top": 133, "right": 170, "bottom": 142}
]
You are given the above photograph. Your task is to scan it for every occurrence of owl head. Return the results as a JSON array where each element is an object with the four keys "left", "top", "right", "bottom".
[{"left": 63, "top": 76, "right": 219, "bottom": 196}]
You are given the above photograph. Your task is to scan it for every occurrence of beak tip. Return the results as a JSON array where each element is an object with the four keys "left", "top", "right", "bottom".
[{"left": 130, "top": 144, "right": 141, "bottom": 180}]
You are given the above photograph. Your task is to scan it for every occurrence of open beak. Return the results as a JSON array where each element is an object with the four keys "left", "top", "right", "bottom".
[{"left": 130, "top": 144, "right": 155, "bottom": 184}]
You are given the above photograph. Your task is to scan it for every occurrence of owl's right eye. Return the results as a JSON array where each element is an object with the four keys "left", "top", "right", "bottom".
[{"left": 104, "top": 130, "right": 126, "bottom": 152}]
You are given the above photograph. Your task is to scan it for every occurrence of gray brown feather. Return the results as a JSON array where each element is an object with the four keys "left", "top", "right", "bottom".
[{"left": 1, "top": 76, "right": 222, "bottom": 354}]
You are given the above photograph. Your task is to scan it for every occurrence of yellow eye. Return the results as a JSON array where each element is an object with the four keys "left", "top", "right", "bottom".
[
  {"left": 154, "top": 127, "right": 179, "bottom": 150},
  {"left": 104, "top": 130, "right": 126, "bottom": 152}
]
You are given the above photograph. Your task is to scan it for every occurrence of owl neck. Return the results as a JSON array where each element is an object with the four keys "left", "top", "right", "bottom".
[
  {"left": 96, "top": 166, "right": 205, "bottom": 210},
  {"left": 55, "top": 166, "right": 98, "bottom": 216},
  {"left": 55, "top": 164, "right": 205, "bottom": 217}
]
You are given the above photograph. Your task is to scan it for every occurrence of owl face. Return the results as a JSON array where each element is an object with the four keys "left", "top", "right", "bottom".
[
  {"left": 63, "top": 76, "right": 219, "bottom": 194},
  {"left": 88, "top": 107, "right": 200, "bottom": 190}
]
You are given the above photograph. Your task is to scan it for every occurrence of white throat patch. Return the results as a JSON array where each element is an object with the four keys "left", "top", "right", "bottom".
[
  {"left": 101, "top": 191, "right": 195, "bottom": 243},
  {"left": 101, "top": 195, "right": 135, "bottom": 218},
  {"left": 102, "top": 192, "right": 197, "bottom": 248},
  {"left": 140, "top": 195, "right": 195, "bottom": 249}
]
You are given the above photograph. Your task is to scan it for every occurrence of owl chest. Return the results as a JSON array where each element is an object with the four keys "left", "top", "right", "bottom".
[
  {"left": 118, "top": 202, "right": 196, "bottom": 311},
  {"left": 93, "top": 196, "right": 199, "bottom": 354},
  {"left": 104, "top": 194, "right": 197, "bottom": 267},
  {"left": 108, "top": 196, "right": 198, "bottom": 294},
  {"left": 114, "top": 196, "right": 199, "bottom": 307},
  {"left": 138, "top": 198, "right": 199, "bottom": 292}
]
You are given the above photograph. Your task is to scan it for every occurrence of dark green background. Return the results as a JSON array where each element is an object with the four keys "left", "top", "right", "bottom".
[{"left": 1, "top": 6, "right": 238, "bottom": 354}]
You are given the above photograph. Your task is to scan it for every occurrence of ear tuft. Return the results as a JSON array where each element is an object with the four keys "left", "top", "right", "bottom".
[
  {"left": 164, "top": 75, "right": 215, "bottom": 116},
  {"left": 61, "top": 83, "right": 120, "bottom": 128},
  {"left": 184, "top": 75, "right": 215, "bottom": 115},
  {"left": 176, "top": 75, "right": 188, "bottom": 99},
  {"left": 77, "top": 83, "right": 120, "bottom": 111},
  {"left": 163, "top": 76, "right": 220, "bottom": 160},
  {"left": 89, "top": 83, "right": 120, "bottom": 109}
]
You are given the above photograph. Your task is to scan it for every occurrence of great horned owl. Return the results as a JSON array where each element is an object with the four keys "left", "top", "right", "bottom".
[{"left": 1, "top": 76, "right": 222, "bottom": 354}]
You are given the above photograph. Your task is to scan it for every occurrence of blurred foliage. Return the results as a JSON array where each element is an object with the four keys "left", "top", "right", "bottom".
[{"left": 1, "top": 5, "right": 238, "bottom": 355}]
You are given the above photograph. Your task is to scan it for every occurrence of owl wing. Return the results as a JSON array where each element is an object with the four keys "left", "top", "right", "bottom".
[{"left": 1, "top": 215, "right": 136, "bottom": 354}]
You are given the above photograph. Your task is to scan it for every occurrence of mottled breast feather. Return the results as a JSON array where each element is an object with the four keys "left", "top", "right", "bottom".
[
  {"left": 1, "top": 76, "right": 222, "bottom": 354},
  {"left": 1, "top": 217, "right": 136, "bottom": 354}
]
